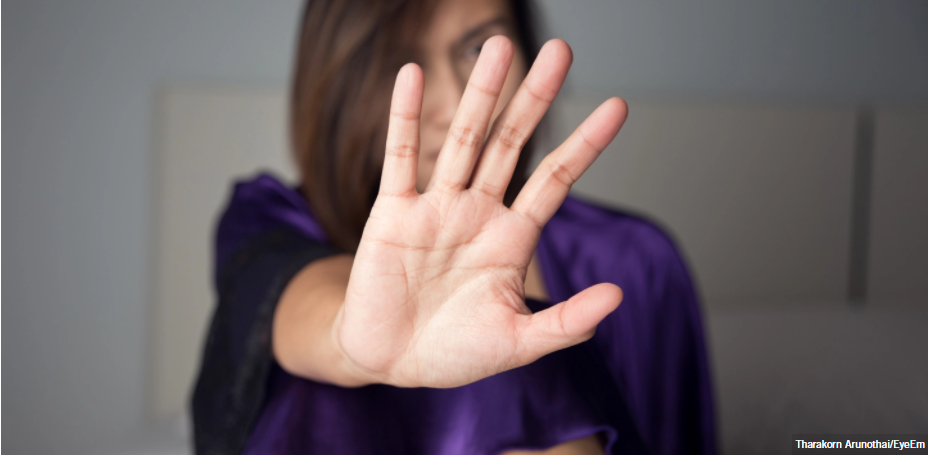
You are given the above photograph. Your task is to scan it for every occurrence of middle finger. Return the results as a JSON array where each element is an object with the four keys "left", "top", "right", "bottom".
[
  {"left": 426, "top": 35, "right": 514, "bottom": 193},
  {"left": 469, "top": 39, "right": 572, "bottom": 200}
]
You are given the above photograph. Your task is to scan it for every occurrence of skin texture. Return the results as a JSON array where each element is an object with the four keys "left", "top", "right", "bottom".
[
  {"left": 415, "top": 0, "right": 549, "bottom": 303},
  {"left": 272, "top": 0, "right": 627, "bottom": 452},
  {"left": 415, "top": 0, "right": 526, "bottom": 193},
  {"left": 341, "top": 37, "right": 628, "bottom": 388}
]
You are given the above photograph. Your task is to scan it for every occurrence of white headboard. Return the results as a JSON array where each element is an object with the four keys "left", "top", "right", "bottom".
[
  {"left": 551, "top": 98, "right": 858, "bottom": 308},
  {"left": 151, "top": 86, "right": 295, "bottom": 421}
]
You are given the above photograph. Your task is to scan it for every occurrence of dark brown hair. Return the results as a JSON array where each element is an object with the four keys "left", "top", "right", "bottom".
[{"left": 291, "top": 0, "right": 542, "bottom": 251}]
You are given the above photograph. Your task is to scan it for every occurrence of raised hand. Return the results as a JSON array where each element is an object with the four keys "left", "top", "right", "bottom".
[{"left": 336, "top": 36, "right": 628, "bottom": 388}]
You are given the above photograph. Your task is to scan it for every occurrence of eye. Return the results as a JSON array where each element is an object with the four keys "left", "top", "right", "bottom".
[{"left": 463, "top": 42, "right": 483, "bottom": 60}]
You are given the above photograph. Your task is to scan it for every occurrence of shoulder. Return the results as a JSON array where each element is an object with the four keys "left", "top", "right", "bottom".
[
  {"left": 548, "top": 195, "right": 682, "bottom": 258},
  {"left": 216, "top": 172, "right": 329, "bottom": 266},
  {"left": 542, "top": 195, "right": 689, "bottom": 283},
  {"left": 219, "top": 173, "right": 311, "bottom": 225}
]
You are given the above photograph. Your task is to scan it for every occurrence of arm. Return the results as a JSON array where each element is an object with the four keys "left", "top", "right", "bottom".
[{"left": 272, "top": 254, "right": 375, "bottom": 387}]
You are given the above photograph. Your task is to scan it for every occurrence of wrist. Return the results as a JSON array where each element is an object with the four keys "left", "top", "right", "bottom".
[{"left": 327, "top": 306, "right": 384, "bottom": 387}]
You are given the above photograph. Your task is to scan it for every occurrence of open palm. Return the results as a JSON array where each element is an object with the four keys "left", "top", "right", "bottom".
[{"left": 336, "top": 36, "right": 628, "bottom": 388}]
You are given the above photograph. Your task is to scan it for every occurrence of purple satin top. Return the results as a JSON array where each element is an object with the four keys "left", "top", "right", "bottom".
[{"left": 216, "top": 173, "right": 716, "bottom": 454}]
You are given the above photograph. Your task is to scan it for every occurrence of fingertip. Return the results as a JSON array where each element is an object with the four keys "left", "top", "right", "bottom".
[
  {"left": 397, "top": 63, "right": 411, "bottom": 79},
  {"left": 393, "top": 64, "right": 424, "bottom": 114},
  {"left": 598, "top": 282, "right": 624, "bottom": 311},
  {"left": 602, "top": 97, "right": 629, "bottom": 121},
  {"left": 470, "top": 36, "right": 514, "bottom": 88},
  {"left": 568, "top": 283, "right": 622, "bottom": 332},
  {"left": 397, "top": 63, "right": 423, "bottom": 87},
  {"left": 483, "top": 35, "right": 515, "bottom": 60},
  {"left": 579, "top": 99, "right": 628, "bottom": 151},
  {"left": 541, "top": 39, "right": 573, "bottom": 65},
  {"left": 523, "top": 40, "right": 572, "bottom": 102}
]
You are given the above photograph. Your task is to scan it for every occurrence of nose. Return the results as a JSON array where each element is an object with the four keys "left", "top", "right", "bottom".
[{"left": 422, "top": 58, "right": 464, "bottom": 132}]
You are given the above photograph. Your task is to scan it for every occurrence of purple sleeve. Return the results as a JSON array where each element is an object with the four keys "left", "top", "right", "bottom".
[
  {"left": 193, "top": 173, "right": 340, "bottom": 453},
  {"left": 538, "top": 197, "right": 718, "bottom": 454},
  {"left": 596, "top": 223, "right": 717, "bottom": 455},
  {"left": 215, "top": 174, "right": 329, "bottom": 270}
]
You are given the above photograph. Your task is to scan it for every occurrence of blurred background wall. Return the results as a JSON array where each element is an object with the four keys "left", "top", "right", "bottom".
[{"left": 3, "top": 0, "right": 927, "bottom": 453}]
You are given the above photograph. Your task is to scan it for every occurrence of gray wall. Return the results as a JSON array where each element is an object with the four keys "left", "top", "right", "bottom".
[
  {"left": 3, "top": 0, "right": 927, "bottom": 453},
  {"left": 543, "top": 0, "right": 928, "bottom": 101},
  {"left": 3, "top": 1, "right": 303, "bottom": 452}
]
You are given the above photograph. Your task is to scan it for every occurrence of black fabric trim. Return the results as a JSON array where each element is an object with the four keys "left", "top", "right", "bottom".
[{"left": 191, "top": 229, "right": 339, "bottom": 454}]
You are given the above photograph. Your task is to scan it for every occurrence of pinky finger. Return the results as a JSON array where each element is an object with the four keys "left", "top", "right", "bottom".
[
  {"left": 380, "top": 64, "right": 424, "bottom": 197},
  {"left": 511, "top": 97, "right": 627, "bottom": 227}
]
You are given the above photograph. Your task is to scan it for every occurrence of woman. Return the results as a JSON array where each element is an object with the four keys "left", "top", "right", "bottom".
[{"left": 192, "top": 0, "right": 716, "bottom": 454}]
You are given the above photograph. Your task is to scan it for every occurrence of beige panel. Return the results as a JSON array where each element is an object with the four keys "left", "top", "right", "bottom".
[
  {"left": 869, "top": 108, "right": 928, "bottom": 304},
  {"left": 151, "top": 86, "right": 294, "bottom": 420},
  {"left": 548, "top": 98, "right": 856, "bottom": 308},
  {"left": 707, "top": 304, "right": 928, "bottom": 453}
]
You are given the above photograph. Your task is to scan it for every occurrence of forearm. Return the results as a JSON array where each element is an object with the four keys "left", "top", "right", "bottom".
[{"left": 271, "top": 254, "right": 377, "bottom": 387}]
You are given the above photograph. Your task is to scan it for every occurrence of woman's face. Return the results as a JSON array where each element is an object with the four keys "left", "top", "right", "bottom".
[{"left": 415, "top": 0, "right": 528, "bottom": 192}]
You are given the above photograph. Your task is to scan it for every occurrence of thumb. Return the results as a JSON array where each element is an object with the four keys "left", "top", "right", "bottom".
[{"left": 513, "top": 283, "right": 622, "bottom": 366}]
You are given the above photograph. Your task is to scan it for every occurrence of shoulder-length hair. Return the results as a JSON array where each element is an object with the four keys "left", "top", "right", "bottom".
[{"left": 291, "top": 0, "right": 542, "bottom": 251}]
